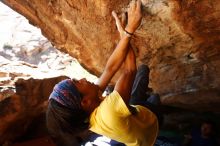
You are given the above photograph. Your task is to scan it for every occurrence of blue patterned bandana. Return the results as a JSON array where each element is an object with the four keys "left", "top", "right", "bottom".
[{"left": 49, "top": 79, "right": 82, "bottom": 110}]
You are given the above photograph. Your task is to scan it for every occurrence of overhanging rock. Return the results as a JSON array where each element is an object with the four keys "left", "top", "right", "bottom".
[{"left": 2, "top": 0, "right": 220, "bottom": 111}]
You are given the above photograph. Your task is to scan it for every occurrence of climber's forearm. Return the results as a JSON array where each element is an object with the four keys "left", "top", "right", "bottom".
[{"left": 97, "top": 34, "right": 131, "bottom": 91}]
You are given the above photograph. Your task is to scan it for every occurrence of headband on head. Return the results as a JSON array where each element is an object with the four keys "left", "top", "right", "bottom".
[{"left": 49, "top": 79, "right": 82, "bottom": 110}]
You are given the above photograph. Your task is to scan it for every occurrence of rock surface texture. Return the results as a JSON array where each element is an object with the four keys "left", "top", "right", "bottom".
[
  {"left": 0, "top": 3, "right": 98, "bottom": 144},
  {"left": 1, "top": 0, "right": 220, "bottom": 112},
  {"left": 0, "top": 76, "right": 68, "bottom": 144}
]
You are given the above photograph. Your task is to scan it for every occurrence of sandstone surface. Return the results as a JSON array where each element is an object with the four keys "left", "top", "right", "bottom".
[
  {"left": 2, "top": 0, "right": 220, "bottom": 112},
  {"left": 1, "top": 0, "right": 220, "bottom": 144}
]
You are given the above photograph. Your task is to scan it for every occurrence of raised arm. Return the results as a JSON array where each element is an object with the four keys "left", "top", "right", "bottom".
[
  {"left": 114, "top": 45, "right": 137, "bottom": 105},
  {"left": 97, "top": 0, "right": 142, "bottom": 91}
]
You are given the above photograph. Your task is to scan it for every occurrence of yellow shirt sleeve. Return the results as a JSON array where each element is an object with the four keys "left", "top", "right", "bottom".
[
  {"left": 90, "top": 91, "right": 131, "bottom": 134},
  {"left": 90, "top": 90, "right": 158, "bottom": 146},
  {"left": 100, "top": 90, "right": 131, "bottom": 117}
]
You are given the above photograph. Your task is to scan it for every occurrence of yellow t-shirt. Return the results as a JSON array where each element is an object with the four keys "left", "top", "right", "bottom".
[{"left": 89, "top": 91, "right": 158, "bottom": 146}]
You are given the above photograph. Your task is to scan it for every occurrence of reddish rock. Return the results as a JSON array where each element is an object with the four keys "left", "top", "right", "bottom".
[
  {"left": 0, "top": 76, "right": 68, "bottom": 144},
  {"left": 1, "top": 0, "right": 220, "bottom": 134}
]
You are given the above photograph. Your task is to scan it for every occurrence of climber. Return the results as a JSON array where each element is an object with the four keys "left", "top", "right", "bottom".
[{"left": 46, "top": 0, "right": 159, "bottom": 146}]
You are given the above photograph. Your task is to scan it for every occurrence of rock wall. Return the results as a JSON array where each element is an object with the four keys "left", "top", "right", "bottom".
[
  {"left": 1, "top": 0, "right": 220, "bottom": 111},
  {"left": 0, "top": 76, "right": 68, "bottom": 144}
]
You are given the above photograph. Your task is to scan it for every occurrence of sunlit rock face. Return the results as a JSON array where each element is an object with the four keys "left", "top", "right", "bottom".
[
  {"left": 2, "top": 0, "right": 220, "bottom": 112},
  {"left": 0, "top": 4, "right": 98, "bottom": 144}
]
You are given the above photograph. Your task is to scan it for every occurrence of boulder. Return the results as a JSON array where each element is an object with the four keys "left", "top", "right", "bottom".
[
  {"left": 0, "top": 76, "right": 68, "bottom": 144},
  {"left": 1, "top": 0, "right": 220, "bottom": 111}
]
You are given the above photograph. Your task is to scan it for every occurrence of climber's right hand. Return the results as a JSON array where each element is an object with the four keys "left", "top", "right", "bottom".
[{"left": 125, "top": 0, "right": 142, "bottom": 34}]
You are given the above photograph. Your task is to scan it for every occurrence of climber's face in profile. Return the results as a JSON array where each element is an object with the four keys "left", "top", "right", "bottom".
[{"left": 72, "top": 78, "right": 101, "bottom": 114}]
